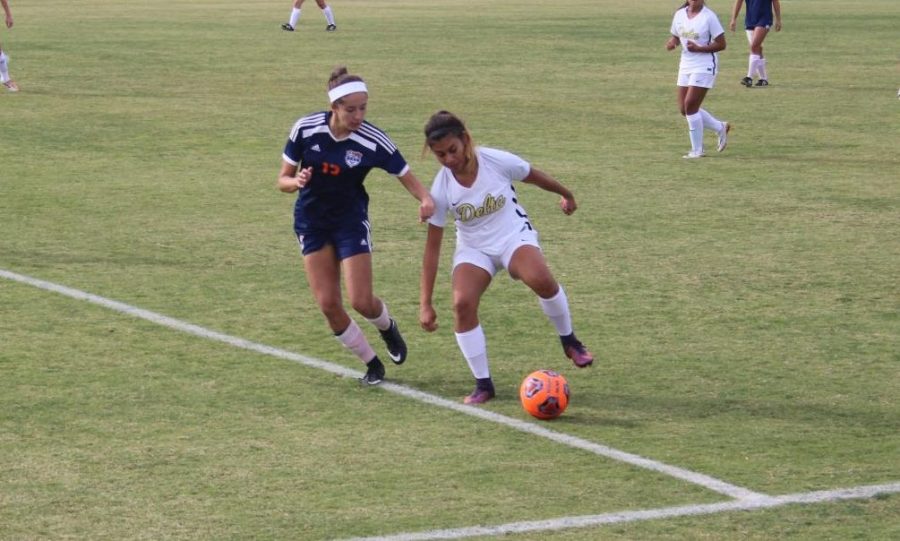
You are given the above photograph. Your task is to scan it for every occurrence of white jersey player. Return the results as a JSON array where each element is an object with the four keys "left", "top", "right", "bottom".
[
  {"left": 419, "top": 111, "right": 595, "bottom": 405},
  {"left": 429, "top": 145, "right": 535, "bottom": 263},
  {"left": 666, "top": 0, "right": 729, "bottom": 158}
]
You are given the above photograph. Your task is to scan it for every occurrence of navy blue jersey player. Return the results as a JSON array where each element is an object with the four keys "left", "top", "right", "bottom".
[
  {"left": 729, "top": 0, "right": 782, "bottom": 87},
  {"left": 278, "top": 66, "right": 434, "bottom": 386},
  {"left": 283, "top": 112, "right": 407, "bottom": 234}
]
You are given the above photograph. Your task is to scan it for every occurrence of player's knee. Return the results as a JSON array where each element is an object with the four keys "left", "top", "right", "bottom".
[
  {"left": 348, "top": 297, "right": 377, "bottom": 317},
  {"left": 452, "top": 295, "right": 478, "bottom": 320},
  {"left": 316, "top": 295, "right": 343, "bottom": 318},
  {"left": 530, "top": 279, "right": 559, "bottom": 300}
]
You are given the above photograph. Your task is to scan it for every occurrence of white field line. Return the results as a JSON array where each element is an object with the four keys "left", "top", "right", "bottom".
[
  {"left": 338, "top": 482, "right": 900, "bottom": 541},
  {"left": 3, "top": 268, "right": 763, "bottom": 501}
]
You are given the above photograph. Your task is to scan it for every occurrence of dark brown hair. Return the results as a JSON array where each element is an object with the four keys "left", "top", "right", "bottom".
[
  {"left": 423, "top": 110, "right": 477, "bottom": 167},
  {"left": 424, "top": 110, "right": 469, "bottom": 145}
]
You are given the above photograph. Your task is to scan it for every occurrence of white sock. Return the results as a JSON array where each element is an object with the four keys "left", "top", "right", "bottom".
[
  {"left": 699, "top": 108, "right": 724, "bottom": 133},
  {"left": 289, "top": 8, "right": 301, "bottom": 27},
  {"left": 538, "top": 286, "right": 573, "bottom": 337},
  {"left": 757, "top": 57, "right": 768, "bottom": 81},
  {"left": 322, "top": 5, "right": 335, "bottom": 25},
  {"left": 335, "top": 320, "right": 376, "bottom": 364},
  {"left": 0, "top": 52, "right": 10, "bottom": 83},
  {"left": 364, "top": 301, "right": 392, "bottom": 332},
  {"left": 686, "top": 112, "right": 704, "bottom": 154},
  {"left": 747, "top": 54, "right": 760, "bottom": 78},
  {"left": 455, "top": 325, "right": 490, "bottom": 379}
]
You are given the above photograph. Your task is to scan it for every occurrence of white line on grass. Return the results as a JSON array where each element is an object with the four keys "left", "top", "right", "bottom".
[
  {"left": 2, "top": 268, "right": 763, "bottom": 501},
  {"left": 339, "top": 482, "right": 900, "bottom": 541}
]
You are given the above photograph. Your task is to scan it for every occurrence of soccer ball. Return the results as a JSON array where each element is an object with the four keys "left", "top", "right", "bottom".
[{"left": 520, "top": 370, "right": 570, "bottom": 420}]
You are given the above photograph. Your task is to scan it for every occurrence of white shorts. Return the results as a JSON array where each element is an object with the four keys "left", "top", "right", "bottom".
[
  {"left": 452, "top": 229, "right": 541, "bottom": 277},
  {"left": 746, "top": 27, "right": 771, "bottom": 43},
  {"left": 677, "top": 71, "right": 717, "bottom": 89}
]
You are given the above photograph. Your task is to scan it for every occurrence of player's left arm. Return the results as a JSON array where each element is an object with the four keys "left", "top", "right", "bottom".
[
  {"left": 396, "top": 170, "right": 435, "bottom": 223},
  {"left": 687, "top": 32, "right": 726, "bottom": 53},
  {"left": 773, "top": 0, "right": 782, "bottom": 31},
  {"left": 522, "top": 167, "right": 578, "bottom": 215},
  {"left": 729, "top": 0, "right": 744, "bottom": 32}
]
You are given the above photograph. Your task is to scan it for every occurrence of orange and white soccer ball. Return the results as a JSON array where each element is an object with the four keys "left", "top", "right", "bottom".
[{"left": 519, "top": 370, "right": 569, "bottom": 420}]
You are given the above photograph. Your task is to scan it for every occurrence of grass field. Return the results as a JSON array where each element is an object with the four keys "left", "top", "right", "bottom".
[{"left": 1, "top": 0, "right": 898, "bottom": 539}]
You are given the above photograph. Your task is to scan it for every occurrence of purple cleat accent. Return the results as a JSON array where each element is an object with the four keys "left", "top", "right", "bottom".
[
  {"left": 562, "top": 336, "right": 594, "bottom": 368},
  {"left": 464, "top": 388, "right": 495, "bottom": 405}
]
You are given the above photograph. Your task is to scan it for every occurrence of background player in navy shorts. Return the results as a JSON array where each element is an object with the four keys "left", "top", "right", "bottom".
[
  {"left": 730, "top": 0, "right": 782, "bottom": 87},
  {"left": 277, "top": 66, "right": 434, "bottom": 385}
]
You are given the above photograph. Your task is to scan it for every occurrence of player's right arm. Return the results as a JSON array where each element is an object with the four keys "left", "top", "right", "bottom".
[
  {"left": 665, "top": 34, "right": 681, "bottom": 51},
  {"left": 277, "top": 162, "right": 312, "bottom": 193},
  {"left": 729, "top": 0, "right": 744, "bottom": 31},
  {"left": 2, "top": 0, "right": 13, "bottom": 28},
  {"left": 419, "top": 224, "right": 444, "bottom": 332}
]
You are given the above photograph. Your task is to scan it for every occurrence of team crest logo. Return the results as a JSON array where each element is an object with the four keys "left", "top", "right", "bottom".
[{"left": 344, "top": 150, "right": 363, "bottom": 168}]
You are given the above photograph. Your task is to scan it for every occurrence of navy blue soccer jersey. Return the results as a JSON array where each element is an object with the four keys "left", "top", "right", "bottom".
[{"left": 282, "top": 111, "right": 410, "bottom": 233}]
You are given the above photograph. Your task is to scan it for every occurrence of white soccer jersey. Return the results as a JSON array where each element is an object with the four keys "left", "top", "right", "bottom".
[
  {"left": 670, "top": 6, "right": 725, "bottom": 75},
  {"left": 428, "top": 147, "right": 534, "bottom": 256}
]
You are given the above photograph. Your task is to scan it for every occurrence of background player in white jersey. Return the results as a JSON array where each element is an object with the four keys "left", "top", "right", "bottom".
[
  {"left": 729, "top": 0, "right": 782, "bottom": 87},
  {"left": 666, "top": 0, "right": 729, "bottom": 159},
  {"left": 282, "top": 0, "right": 336, "bottom": 32},
  {"left": 419, "top": 111, "right": 594, "bottom": 405},
  {"left": 1, "top": 0, "right": 18, "bottom": 92},
  {"left": 278, "top": 66, "right": 434, "bottom": 385}
]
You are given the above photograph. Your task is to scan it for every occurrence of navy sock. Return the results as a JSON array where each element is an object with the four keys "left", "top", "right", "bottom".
[
  {"left": 475, "top": 377, "right": 494, "bottom": 393},
  {"left": 367, "top": 357, "right": 384, "bottom": 370}
]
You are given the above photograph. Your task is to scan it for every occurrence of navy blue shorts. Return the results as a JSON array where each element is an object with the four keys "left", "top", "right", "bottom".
[
  {"left": 745, "top": 1, "right": 773, "bottom": 29},
  {"left": 296, "top": 219, "right": 373, "bottom": 259}
]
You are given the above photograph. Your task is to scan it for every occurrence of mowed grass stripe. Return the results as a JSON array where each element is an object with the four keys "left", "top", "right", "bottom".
[{"left": 1, "top": 267, "right": 763, "bottom": 500}]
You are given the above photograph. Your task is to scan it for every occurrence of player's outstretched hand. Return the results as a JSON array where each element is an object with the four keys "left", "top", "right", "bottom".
[
  {"left": 560, "top": 196, "right": 577, "bottom": 215},
  {"left": 419, "top": 194, "right": 435, "bottom": 223}
]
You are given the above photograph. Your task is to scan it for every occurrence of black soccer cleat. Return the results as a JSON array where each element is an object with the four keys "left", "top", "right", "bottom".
[
  {"left": 755, "top": 79, "right": 769, "bottom": 87},
  {"left": 281, "top": 23, "right": 295, "bottom": 31},
  {"left": 360, "top": 358, "right": 385, "bottom": 385},
  {"left": 740, "top": 76, "right": 753, "bottom": 88},
  {"left": 326, "top": 24, "right": 337, "bottom": 32},
  {"left": 379, "top": 319, "right": 407, "bottom": 365}
]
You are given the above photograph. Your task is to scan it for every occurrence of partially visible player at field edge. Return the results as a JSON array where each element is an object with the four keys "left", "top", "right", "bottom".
[
  {"left": 666, "top": 0, "right": 730, "bottom": 159},
  {"left": 729, "top": 0, "right": 781, "bottom": 87},
  {"left": 278, "top": 66, "right": 434, "bottom": 385},
  {"left": 282, "top": 0, "right": 336, "bottom": 32},
  {"left": 419, "top": 110, "right": 594, "bottom": 406},
  {"left": 1, "top": 0, "right": 18, "bottom": 92}
]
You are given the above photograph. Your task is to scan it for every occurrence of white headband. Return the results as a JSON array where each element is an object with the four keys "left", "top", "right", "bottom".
[{"left": 328, "top": 81, "right": 368, "bottom": 103}]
